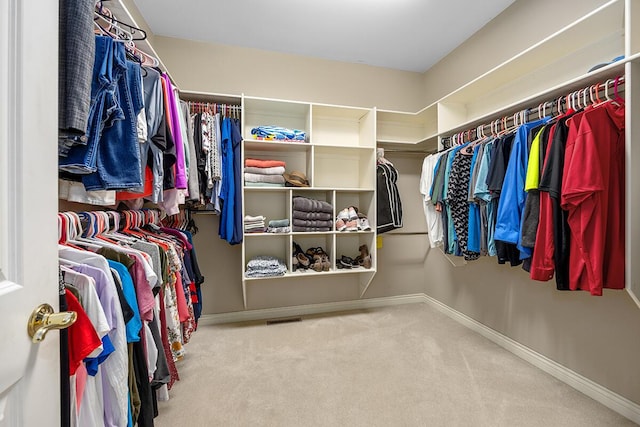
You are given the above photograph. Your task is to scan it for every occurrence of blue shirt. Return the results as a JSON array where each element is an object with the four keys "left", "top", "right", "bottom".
[
  {"left": 494, "top": 118, "right": 550, "bottom": 259},
  {"left": 108, "top": 260, "right": 142, "bottom": 343}
]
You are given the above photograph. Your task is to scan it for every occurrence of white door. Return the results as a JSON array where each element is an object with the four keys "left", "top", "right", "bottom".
[{"left": 0, "top": 0, "right": 61, "bottom": 425}]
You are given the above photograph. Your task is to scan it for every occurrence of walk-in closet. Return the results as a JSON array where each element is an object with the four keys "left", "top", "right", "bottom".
[{"left": 1, "top": 0, "right": 640, "bottom": 425}]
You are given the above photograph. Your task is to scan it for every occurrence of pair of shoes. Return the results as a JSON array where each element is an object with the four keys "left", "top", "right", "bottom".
[
  {"left": 336, "top": 207, "right": 359, "bottom": 232},
  {"left": 351, "top": 244, "right": 372, "bottom": 269},
  {"left": 293, "top": 241, "right": 310, "bottom": 271},
  {"left": 306, "top": 247, "right": 331, "bottom": 272},
  {"left": 357, "top": 215, "right": 371, "bottom": 231},
  {"left": 337, "top": 207, "right": 358, "bottom": 221},
  {"left": 337, "top": 255, "right": 354, "bottom": 269},
  {"left": 358, "top": 244, "right": 372, "bottom": 269}
]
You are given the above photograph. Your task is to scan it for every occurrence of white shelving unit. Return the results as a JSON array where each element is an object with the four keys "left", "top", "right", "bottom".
[{"left": 240, "top": 97, "right": 377, "bottom": 308}]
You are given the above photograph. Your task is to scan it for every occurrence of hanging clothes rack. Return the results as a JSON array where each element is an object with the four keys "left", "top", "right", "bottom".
[
  {"left": 441, "top": 75, "right": 625, "bottom": 149},
  {"left": 188, "top": 101, "right": 242, "bottom": 119}
]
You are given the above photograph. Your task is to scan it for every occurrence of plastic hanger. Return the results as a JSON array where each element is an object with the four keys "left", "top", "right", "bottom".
[{"left": 613, "top": 76, "right": 624, "bottom": 104}]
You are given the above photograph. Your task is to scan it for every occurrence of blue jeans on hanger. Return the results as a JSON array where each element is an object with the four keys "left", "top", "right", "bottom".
[
  {"left": 59, "top": 35, "right": 119, "bottom": 175},
  {"left": 82, "top": 56, "right": 144, "bottom": 191},
  {"left": 60, "top": 36, "right": 144, "bottom": 191}
]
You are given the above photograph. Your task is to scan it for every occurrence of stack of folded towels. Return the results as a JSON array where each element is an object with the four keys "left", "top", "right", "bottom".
[
  {"left": 292, "top": 196, "right": 333, "bottom": 232},
  {"left": 245, "top": 256, "right": 288, "bottom": 278},
  {"left": 267, "top": 218, "right": 291, "bottom": 233},
  {"left": 244, "top": 215, "right": 266, "bottom": 233},
  {"left": 244, "top": 158, "right": 286, "bottom": 187}
]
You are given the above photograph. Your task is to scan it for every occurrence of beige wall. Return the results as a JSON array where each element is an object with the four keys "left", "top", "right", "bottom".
[
  {"left": 153, "top": 36, "right": 425, "bottom": 112},
  {"left": 422, "top": 0, "right": 611, "bottom": 105}
]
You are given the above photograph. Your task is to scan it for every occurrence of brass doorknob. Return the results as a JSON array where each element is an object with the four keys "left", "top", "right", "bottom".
[{"left": 27, "top": 304, "right": 77, "bottom": 343}]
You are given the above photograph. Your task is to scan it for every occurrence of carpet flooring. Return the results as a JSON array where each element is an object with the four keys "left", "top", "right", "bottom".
[{"left": 155, "top": 303, "right": 637, "bottom": 427}]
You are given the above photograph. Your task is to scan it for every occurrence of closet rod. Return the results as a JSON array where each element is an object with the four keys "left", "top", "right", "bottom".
[
  {"left": 442, "top": 74, "right": 625, "bottom": 148},
  {"left": 380, "top": 149, "right": 437, "bottom": 155},
  {"left": 385, "top": 232, "right": 428, "bottom": 236}
]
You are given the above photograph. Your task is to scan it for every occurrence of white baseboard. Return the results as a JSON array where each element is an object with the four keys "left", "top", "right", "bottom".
[
  {"left": 197, "top": 293, "right": 426, "bottom": 326},
  {"left": 421, "top": 294, "right": 640, "bottom": 425}
]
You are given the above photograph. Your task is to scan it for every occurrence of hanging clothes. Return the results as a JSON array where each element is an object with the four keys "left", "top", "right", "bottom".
[
  {"left": 560, "top": 101, "right": 625, "bottom": 295},
  {"left": 58, "top": 209, "right": 206, "bottom": 425},
  {"left": 377, "top": 161, "right": 403, "bottom": 234}
]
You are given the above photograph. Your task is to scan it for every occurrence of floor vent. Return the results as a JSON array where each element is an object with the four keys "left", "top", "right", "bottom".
[{"left": 266, "top": 317, "right": 302, "bottom": 325}]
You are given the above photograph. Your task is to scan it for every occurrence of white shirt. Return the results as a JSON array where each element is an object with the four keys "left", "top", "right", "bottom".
[{"left": 420, "top": 154, "right": 444, "bottom": 248}]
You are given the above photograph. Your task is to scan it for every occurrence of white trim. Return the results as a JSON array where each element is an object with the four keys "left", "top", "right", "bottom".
[
  {"left": 197, "top": 294, "right": 425, "bottom": 325},
  {"left": 421, "top": 294, "right": 640, "bottom": 425}
]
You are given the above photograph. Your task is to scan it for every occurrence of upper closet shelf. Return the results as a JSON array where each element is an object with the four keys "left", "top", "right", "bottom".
[
  {"left": 436, "top": 0, "right": 624, "bottom": 133},
  {"left": 179, "top": 90, "right": 242, "bottom": 104},
  {"left": 439, "top": 55, "right": 631, "bottom": 137}
]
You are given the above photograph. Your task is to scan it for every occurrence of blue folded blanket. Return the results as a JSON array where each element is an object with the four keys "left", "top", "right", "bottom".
[{"left": 251, "top": 126, "right": 306, "bottom": 141}]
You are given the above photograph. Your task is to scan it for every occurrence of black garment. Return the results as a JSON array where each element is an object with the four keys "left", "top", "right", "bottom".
[
  {"left": 448, "top": 151, "right": 479, "bottom": 260},
  {"left": 484, "top": 134, "right": 521, "bottom": 265},
  {"left": 60, "top": 272, "right": 71, "bottom": 427},
  {"left": 431, "top": 152, "right": 449, "bottom": 205},
  {"left": 486, "top": 134, "right": 515, "bottom": 194},
  {"left": 377, "top": 162, "right": 403, "bottom": 234},
  {"left": 192, "top": 113, "right": 209, "bottom": 201},
  {"left": 133, "top": 341, "right": 155, "bottom": 427},
  {"left": 539, "top": 113, "right": 579, "bottom": 290},
  {"left": 151, "top": 107, "right": 176, "bottom": 191},
  {"left": 441, "top": 208, "right": 449, "bottom": 254},
  {"left": 521, "top": 125, "right": 552, "bottom": 249},
  {"left": 111, "top": 269, "right": 135, "bottom": 325}
]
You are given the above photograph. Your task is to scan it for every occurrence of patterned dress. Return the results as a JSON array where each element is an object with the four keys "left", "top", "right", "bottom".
[{"left": 447, "top": 150, "right": 480, "bottom": 261}]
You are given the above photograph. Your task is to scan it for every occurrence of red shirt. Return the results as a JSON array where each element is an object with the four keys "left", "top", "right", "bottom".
[
  {"left": 530, "top": 124, "right": 557, "bottom": 281},
  {"left": 560, "top": 101, "right": 625, "bottom": 295},
  {"left": 65, "top": 289, "right": 102, "bottom": 375}
]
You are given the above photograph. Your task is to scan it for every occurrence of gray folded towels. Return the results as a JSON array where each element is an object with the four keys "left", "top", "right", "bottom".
[
  {"left": 292, "top": 196, "right": 332, "bottom": 213},
  {"left": 293, "top": 218, "right": 333, "bottom": 228},
  {"left": 292, "top": 226, "right": 332, "bottom": 232},
  {"left": 292, "top": 211, "right": 332, "bottom": 221}
]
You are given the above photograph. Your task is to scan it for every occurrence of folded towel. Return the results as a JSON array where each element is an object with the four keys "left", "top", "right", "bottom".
[
  {"left": 292, "top": 226, "right": 332, "bottom": 232},
  {"left": 292, "top": 211, "right": 332, "bottom": 221},
  {"left": 244, "top": 227, "right": 267, "bottom": 233},
  {"left": 244, "top": 215, "right": 266, "bottom": 222},
  {"left": 244, "top": 173, "right": 286, "bottom": 184},
  {"left": 293, "top": 218, "right": 333, "bottom": 228},
  {"left": 244, "top": 182, "right": 285, "bottom": 188},
  {"left": 267, "top": 226, "right": 291, "bottom": 233},
  {"left": 245, "top": 158, "right": 286, "bottom": 168},
  {"left": 245, "top": 256, "right": 288, "bottom": 277},
  {"left": 292, "top": 196, "right": 332, "bottom": 213},
  {"left": 268, "top": 219, "right": 290, "bottom": 228},
  {"left": 244, "top": 166, "right": 286, "bottom": 175}
]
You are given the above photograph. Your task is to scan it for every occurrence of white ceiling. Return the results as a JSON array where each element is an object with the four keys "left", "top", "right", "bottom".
[{"left": 132, "top": 0, "right": 517, "bottom": 73}]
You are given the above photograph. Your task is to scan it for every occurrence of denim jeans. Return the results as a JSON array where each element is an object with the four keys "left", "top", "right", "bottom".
[
  {"left": 59, "top": 35, "right": 118, "bottom": 174},
  {"left": 59, "top": 36, "right": 144, "bottom": 191}
]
